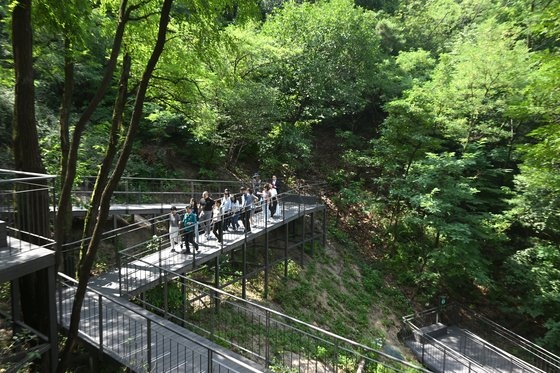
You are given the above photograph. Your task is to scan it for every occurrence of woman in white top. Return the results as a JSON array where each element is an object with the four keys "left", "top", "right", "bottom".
[
  {"left": 169, "top": 206, "right": 180, "bottom": 252},
  {"left": 261, "top": 184, "right": 271, "bottom": 222},
  {"left": 211, "top": 199, "right": 223, "bottom": 243}
]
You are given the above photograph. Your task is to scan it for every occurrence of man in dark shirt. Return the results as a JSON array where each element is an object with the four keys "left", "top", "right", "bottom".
[
  {"left": 271, "top": 175, "right": 282, "bottom": 193},
  {"left": 242, "top": 187, "right": 255, "bottom": 233},
  {"left": 199, "top": 191, "right": 214, "bottom": 239}
]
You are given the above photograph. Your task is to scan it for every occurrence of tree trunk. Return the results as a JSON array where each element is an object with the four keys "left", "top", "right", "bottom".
[
  {"left": 12, "top": 1, "right": 52, "bottom": 371},
  {"left": 59, "top": 36, "right": 77, "bottom": 276},
  {"left": 53, "top": 0, "right": 130, "bottom": 270},
  {"left": 56, "top": 0, "right": 174, "bottom": 370}
]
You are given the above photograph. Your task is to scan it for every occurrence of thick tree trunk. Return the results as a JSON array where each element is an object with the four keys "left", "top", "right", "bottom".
[
  {"left": 12, "top": 0, "right": 42, "bottom": 174},
  {"left": 12, "top": 1, "right": 52, "bottom": 371}
]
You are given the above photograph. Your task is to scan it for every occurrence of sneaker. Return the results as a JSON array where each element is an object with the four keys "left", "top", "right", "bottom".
[
  {"left": 171, "top": 248, "right": 176, "bottom": 253},
  {"left": 181, "top": 250, "right": 191, "bottom": 254}
]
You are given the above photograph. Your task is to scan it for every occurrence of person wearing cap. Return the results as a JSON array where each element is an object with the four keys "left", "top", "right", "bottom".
[
  {"left": 251, "top": 172, "right": 261, "bottom": 194},
  {"left": 169, "top": 206, "right": 180, "bottom": 252}
]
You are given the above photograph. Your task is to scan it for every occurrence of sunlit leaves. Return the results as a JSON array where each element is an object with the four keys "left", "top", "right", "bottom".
[{"left": 261, "top": 0, "right": 383, "bottom": 120}]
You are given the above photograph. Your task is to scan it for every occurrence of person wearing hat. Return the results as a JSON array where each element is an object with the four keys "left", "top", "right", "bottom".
[
  {"left": 251, "top": 172, "right": 261, "bottom": 194},
  {"left": 169, "top": 206, "right": 180, "bottom": 252}
]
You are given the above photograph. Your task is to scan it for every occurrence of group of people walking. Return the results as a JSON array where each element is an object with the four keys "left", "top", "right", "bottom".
[{"left": 168, "top": 175, "right": 282, "bottom": 255}]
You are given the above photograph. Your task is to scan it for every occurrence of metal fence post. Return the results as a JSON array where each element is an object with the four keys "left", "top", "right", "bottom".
[
  {"left": 147, "top": 318, "right": 152, "bottom": 372},
  {"left": 265, "top": 310, "right": 270, "bottom": 368},
  {"left": 98, "top": 294, "right": 104, "bottom": 355},
  {"left": 208, "top": 349, "right": 214, "bottom": 373}
]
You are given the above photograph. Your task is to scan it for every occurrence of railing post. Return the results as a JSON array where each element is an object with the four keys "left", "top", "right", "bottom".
[
  {"left": 117, "top": 239, "right": 123, "bottom": 296},
  {"left": 265, "top": 310, "right": 270, "bottom": 368},
  {"left": 57, "top": 278, "right": 63, "bottom": 325},
  {"left": 208, "top": 349, "right": 214, "bottom": 373},
  {"left": 334, "top": 338, "right": 339, "bottom": 373},
  {"left": 147, "top": 318, "right": 152, "bottom": 372},
  {"left": 158, "top": 237, "right": 163, "bottom": 284},
  {"left": 98, "top": 294, "right": 104, "bottom": 356}
]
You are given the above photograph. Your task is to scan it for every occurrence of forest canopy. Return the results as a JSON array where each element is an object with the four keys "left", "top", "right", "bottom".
[{"left": 3, "top": 0, "right": 559, "bottom": 354}]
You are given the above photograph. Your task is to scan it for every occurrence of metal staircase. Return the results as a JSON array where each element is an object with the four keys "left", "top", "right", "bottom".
[{"left": 402, "top": 303, "right": 560, "bottom": 373}]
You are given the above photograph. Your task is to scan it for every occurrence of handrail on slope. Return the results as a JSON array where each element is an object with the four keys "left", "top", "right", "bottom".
[
  {"left": 402, "top": 311, "right": 493, "bottom": 373},
  {"left": 467, "top": 310, "right": 560, "bottom": 373},
  {"left": 460, "top": 329, "right": 546, "bottom": 373},
  {"left": 402, "top": 304, "right": 560, "bottom": 373},
  {"left": 114, "top": 254, "right": 431, "bottom": 373},
  {"left": 57, "top": 272, "right": 263, "bottom": 372}
]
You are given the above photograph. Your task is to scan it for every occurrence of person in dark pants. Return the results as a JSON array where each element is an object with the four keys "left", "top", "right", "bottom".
[
  {"left": 199, "top": 191, "right": 214, "bottom": 240},
  {"left": 242, "top": 187, "right": 255, "bottom": 233},
  {"left": 271, "top": 175, "right": 282, "bottom": 193},
  {"left": 181, "top": 205, "right": 199, "bottom": 254},
  {"left": 212, "top": 199, "right": 224, "bottom": 243},
  {"left": 269, "top": 182, "right": 278, "bottom": 218}
]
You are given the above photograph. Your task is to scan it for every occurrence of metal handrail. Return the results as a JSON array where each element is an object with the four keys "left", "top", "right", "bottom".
[
  {"left": 57, "top": 273, "right": 263, "bottom": 372},
  {"left": 461, "top": 329, "right": 545, "bottom": 373},
  {"left": 403, "top": 304, "right": 558, "bottom": 373},
  {"left": 116, "top": 190, "right": 325, "bottom": 296},
  {"left": 402, "top": 315, "right": 493, "bottom": 373},
  {"left": 468, "top": 311, "right": 560, "bottom": 373},
  {"left": 116, "top": 254, "right": 429, "bottom": 373}
]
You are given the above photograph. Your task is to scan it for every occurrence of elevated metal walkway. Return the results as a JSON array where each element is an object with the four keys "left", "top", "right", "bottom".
[
  {"left": 57, "top": 273, "right": 266, "bottom": 372},
  {"left": 88, "top": 194, "right": 325, "bottom": 298}
]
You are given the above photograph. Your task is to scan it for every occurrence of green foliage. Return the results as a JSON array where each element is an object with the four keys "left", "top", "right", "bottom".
[
  {"left": 262, "top": 0, "right": 385, "bottom": 121},
  {"left": 259, "top": 121, "right": 312, "bottom": 176},
  {"left": 396, "top": 0, "right": 497, "bottom": 54},
  {"left": 3, "top": 0, "right": 559, "bottom": 358},
  {"left": 0, "top": 86, "right": 13, "bottom": 167},
  {"left": 510, "top": 124, "right": 560, "bottom": 234},
  {"left": 501, "top": 242, "right": 560, "bottom": 352}
]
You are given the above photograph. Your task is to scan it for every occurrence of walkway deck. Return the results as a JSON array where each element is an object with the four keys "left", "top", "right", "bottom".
[
  {"left": 57, "top": 277, "right": 266, "bottom": 372},
  {"left": 89, "top": 200, "right": 324, "bottom": 297},
  {"left": 405, "top": 325, "right": 546, "bottom": 373}
]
